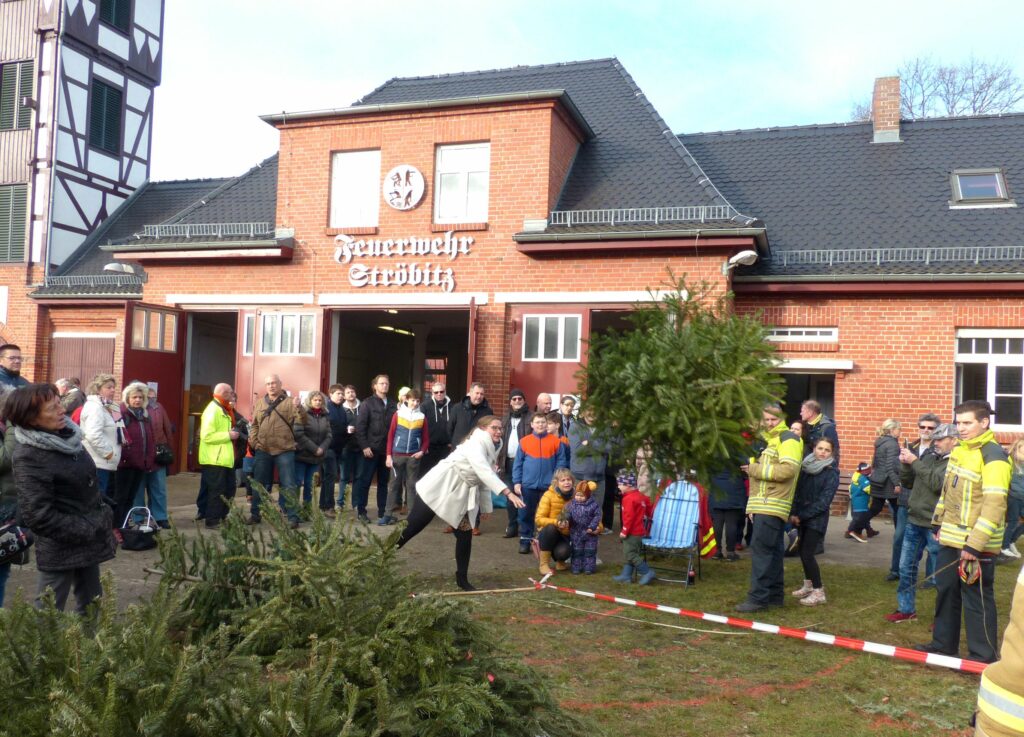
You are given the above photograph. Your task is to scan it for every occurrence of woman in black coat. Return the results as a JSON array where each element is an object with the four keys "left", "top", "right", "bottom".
[
  {"left": 7, "top": 384, "right": 115, "bottom": 614},
  {"left": 790, "top": 437, "right": 840, "bottom": 606},
  {"left": 865, "top": 418, "right": 902, "bottom": 536}
]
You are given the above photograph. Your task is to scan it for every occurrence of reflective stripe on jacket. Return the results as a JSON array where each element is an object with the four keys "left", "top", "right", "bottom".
[
  {"left": 745, "top": 424, "right": 802, "bottom": 520},
  {"left": 977, "top": 566, "right": 1024, "bottom": 737},
  {"left": 933, "top": 429, "right": 1009, "bottom": 554}
]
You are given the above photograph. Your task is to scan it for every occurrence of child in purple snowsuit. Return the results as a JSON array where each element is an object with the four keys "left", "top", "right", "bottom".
[{"left": 567, "top": 480, "right": 602, "bottom": 574}]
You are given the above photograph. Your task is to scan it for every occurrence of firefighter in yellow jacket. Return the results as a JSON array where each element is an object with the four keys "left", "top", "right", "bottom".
[
  {"left": 976, "top": 564, "right": 1024, "bottom": 736},
  {"left": 915, "top": 400, "right": 1010, "bottom": 664},
  {"left": 735, "top": 404, "right": 803, "bottom": 613}
]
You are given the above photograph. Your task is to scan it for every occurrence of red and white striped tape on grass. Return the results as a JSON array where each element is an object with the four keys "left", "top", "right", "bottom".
[{"left": 530, "top": 578, "right": 988, "bottom": 675}]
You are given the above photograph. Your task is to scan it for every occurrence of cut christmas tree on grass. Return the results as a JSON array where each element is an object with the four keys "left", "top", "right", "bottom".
[{"left": 0, "top": 497, "right": 599, "bottom": 737}]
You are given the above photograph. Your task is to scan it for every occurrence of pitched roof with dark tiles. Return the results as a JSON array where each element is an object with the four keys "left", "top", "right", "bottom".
[
  {"left": 680, "top": 114, "right": 1024, "bottom": 277},
  {"left": 34, "top": 156, "right": 279, "bottom": 298},
  {"left": 357, "top": 59, "right": 739, "bottom": 217}
]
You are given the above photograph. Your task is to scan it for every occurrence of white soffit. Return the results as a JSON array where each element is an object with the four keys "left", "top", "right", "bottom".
[
  {"left": 164, "top": 293, "right": 314, "bottom": 307},
  {"left": 773, "top": 359, "right": 854, "bottom": 372},
  {"left": 493, "top": 290, "right": 671, "bottom": 304},
  {"left": 318, "top": 292, "right": 489, "bottom": 306}
]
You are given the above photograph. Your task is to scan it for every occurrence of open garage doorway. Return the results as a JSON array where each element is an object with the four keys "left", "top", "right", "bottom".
[
  {"left": 329, "top": 309, "right": 469, "bottom": 398},
  {"left": 185, "top": 312, "right": 238, "bottom": 469}
]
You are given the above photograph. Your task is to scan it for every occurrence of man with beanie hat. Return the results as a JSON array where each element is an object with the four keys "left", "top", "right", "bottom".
[
  {"left": 500, "top": 388, "right": 531, "bottom": 538},
  {"left": 736, "top": 404, "right": 803, "bottom": 612}
]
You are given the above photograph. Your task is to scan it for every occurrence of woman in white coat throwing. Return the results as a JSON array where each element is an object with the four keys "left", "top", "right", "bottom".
[{"left": 398, "top": 415, "right": 524, "bottom": 590}]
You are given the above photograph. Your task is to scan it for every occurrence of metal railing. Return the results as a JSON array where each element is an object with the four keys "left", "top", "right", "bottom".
[
  {"left": 138, "top": 222, "right": 273, "bottom": 239},
  {"left": 549, "top": 206, "right": 736, "bottom": 227},
  {"left": 772, "top": 245, "right": 1024, "bottom": 267},
  {"left": 44, "top": 274, "right": 143, "bottom": 287}
]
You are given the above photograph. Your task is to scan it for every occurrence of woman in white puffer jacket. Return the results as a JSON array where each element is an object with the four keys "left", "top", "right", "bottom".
[{"left": 78, "top": 373, "right": 123, "bottom": 496}]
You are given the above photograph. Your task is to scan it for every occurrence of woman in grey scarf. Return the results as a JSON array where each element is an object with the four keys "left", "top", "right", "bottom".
[
  {"left": 6, "top": 384, "right": 115, "bottom": 614},
  {"left": 789, "top": 438, "right": 840, "bottom": 607}
]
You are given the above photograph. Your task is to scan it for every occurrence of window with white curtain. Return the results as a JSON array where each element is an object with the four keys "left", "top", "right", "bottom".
[{"left": 330, "top": 150, "right": 381, "bottom": 228}]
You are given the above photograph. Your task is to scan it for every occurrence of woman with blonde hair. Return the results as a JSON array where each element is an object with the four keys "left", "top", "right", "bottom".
[
  {"left": 865, "top": 418, "right": 903, "bottom": 573},
  {"left": 295, "top": 390, "right": 334, "bottom": 521},
  {"left": 78, "top": 373, "right": 123, "bottom": 498}
]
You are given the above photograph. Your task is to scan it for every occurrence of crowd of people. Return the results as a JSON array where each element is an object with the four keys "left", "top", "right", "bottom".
[{"left": 3, "top": 337, "right": 1024, "bottom": 733}]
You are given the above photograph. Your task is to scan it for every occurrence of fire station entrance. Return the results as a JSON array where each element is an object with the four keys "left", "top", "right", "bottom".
[{"left": 327, "top": 308, "right": 471, "bottom": 397}]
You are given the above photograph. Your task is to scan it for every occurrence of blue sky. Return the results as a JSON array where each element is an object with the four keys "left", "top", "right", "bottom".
[{"left": 150, "top": 0, "right": 1024, "bottom": 180}]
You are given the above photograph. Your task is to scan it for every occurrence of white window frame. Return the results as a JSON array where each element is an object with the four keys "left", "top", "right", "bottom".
[
  {"left": 434, "top": 142, "right": 490, "bottom": 224},
  {"left": 329, "top": 149, "right": 381, "bottom": 228},
  {"left": 765, "top": 327, "right": 838, "bottom": 343},
  {"left": 954, "top": 328, "right": 1024, "bottom": 431},
  {"left": 522, "top": 314, "right": 581, "bottom": 363},
  {"left": 242, "top": 314, "right": 255, "bottom": 356},
  {"left": 131, "top": 307, "right": 177, "bottom": 353},
  {"left": 260, "top": 312, "right": 316, "bottom": 356}
]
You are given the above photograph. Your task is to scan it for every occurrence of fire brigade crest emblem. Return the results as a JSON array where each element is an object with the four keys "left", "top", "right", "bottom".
[{"left": 383, "top": 165, "right": 425, "bottom": 211}]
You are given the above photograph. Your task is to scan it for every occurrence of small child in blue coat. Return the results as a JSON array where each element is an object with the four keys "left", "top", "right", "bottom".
[{"left": 845, "top": 462, "right": 876, "bottom": 542}]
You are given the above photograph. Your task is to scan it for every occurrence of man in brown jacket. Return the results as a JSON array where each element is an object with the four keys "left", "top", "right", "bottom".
[{"left": 248, "top": 374, "right": 301, "bottom": 526}]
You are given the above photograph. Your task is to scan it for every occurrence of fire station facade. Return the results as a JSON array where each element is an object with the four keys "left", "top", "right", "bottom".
[{"left": 9, "top": 58, "right": 1024, "bottom": 469}]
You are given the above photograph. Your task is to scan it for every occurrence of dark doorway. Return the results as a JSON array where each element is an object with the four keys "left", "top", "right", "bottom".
[
  {"left": 331, "top": 309, "right": 468, "bottom": 398},
  {"left": 779, "top": 373, "right": 835, "bottom": 422}
]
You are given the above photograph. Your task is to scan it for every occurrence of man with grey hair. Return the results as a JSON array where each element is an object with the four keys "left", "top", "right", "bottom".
[
  {"left": 886, "top": 423, "right": 958, "bottom": 623},
  {"left": 60, "top": 377, "right": 85, "bottom": 414},
  {"left": 249, "top": 374, "right": 301, "bottom": 526},
  {"left": 535, "top": 393, "right": 552, "bottom": 415},
  {"left": 199, "top": 383, "right": 241, "bottom": 529}
]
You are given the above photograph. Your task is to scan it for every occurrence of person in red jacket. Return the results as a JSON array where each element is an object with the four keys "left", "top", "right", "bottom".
[{"left": 613, "top": 470, "right": 655, "bottom": 585}]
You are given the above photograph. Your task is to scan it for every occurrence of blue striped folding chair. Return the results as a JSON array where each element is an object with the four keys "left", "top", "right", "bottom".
[{"left": 641, "top": 479, "right": 701, "bottom": 587}]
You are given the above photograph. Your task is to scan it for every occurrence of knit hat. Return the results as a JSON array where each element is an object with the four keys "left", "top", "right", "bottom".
[
  {"left": 397, "top": 386, "right": 411, "bottom": 400},
  {"left": 616, "top": 469, "right": 637, "bottom": 489},
  {"left": 509, "top": 388, "right": 526, "bottom": 400},
  {"left": 574, "top": 480, "right": 595, "bottom": 498},
  {"left": 856, "top": 462, "right": 871, "bottom": 473}
]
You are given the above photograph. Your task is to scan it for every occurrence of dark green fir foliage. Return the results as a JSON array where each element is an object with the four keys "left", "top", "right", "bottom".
[
  {"left": 0, "top": 491, "right": 596, "bottom": 736},
  {"left": 578, "top": 276, "right": 784, "bottom": 486}
]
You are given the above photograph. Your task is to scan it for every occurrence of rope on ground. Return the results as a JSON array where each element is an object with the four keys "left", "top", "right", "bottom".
[{"left": 532, "top": 597, "right": 751, "bottom": 636}]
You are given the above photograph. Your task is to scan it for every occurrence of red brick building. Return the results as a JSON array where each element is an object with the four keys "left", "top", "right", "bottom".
[{"left": 5, "top": 60, "right": 1024, "bottom": 470}]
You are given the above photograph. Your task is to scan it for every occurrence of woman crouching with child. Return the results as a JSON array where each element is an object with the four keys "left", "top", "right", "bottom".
[
  {"left": 534, "top": 469, "right": 576, "bottom": 576},
  {"left": 790, "top": 438, "right": 840, "bottom": 606}
]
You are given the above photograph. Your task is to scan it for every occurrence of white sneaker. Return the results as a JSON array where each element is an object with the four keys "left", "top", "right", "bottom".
[
  {"left": 1010, "top": 542, "right": 1021, "bottom": 558},
  {"left": 1001, "top": 546, "right": 1021, "bottom": 559},
  {"left": 800, "top": 588, "right": 827, "bottom": 606}
]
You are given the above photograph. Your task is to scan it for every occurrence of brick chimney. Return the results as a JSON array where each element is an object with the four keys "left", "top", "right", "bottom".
[{"left": 872, "top": 76, "right": 901, "bottom": 143}]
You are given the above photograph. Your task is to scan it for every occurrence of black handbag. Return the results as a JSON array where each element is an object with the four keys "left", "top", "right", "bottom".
[
  {"left": 120, "top": 507, "right": 158, "bottom": 551},
  {"left": 0, "top": 522, "right": 34, "bottom": 565},
  {"left": 155, "top": 443, "right": 174, "bottom": 466}
]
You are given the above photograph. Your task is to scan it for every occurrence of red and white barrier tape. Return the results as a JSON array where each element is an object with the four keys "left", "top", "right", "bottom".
[{"left": 530, "top": 578, "right": 988, "bottom": 675}]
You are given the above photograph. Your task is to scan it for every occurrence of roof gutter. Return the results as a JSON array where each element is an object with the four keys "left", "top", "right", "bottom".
[
  {"left": 735, "top": 272, "right": 1024, "bottom": 284},
  {"left": 259, "top": 90, "right": 595, "bottom": 139}
]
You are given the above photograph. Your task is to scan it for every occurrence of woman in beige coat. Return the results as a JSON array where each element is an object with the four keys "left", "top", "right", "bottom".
[{"left": 398, "top": 415, "right": 524, "bottom": 590}]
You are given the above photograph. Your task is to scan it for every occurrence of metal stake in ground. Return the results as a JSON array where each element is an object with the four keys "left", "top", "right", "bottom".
[{"left": 530, "top": 578, "right": 988, "bottom": 676}]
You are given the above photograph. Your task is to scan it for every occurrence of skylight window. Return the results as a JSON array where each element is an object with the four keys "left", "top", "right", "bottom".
[{"left": 950, "top": 169, "right": 1015, "bottom": 208}]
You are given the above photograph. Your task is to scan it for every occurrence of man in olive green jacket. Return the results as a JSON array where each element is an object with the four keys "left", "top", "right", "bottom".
[{"left": 199, "top": 383, "right": 240, "bottom": 529}]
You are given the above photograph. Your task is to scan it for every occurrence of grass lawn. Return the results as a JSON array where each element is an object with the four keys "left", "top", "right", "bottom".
[{"left": 414, "top": 555, "right": 1021, "bottom": 737}]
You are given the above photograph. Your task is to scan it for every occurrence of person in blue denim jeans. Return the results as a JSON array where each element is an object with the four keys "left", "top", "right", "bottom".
[
  {"left": 248, "top": 375, "right": 301, "bottom": 526},
  {"left": 1002, "top": 439, "right": 1024, "bottom": 559},
  {"left": 885, "top": 423, "right": 958, "bottom": 623}
]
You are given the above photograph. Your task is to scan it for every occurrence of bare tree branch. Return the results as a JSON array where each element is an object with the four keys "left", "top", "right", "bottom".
[{"left": 850, "top": 56, "right": 1024, "bottom": 121}]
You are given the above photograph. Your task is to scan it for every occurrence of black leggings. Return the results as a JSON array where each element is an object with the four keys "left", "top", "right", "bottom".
[
  {"left": 867, "top": 496, "right": 898, "bottom": 525},
  {"left": 398, "top": 497, "right": 473, "bottom": 577},
  {"left": 797, "top": 526, "right": 824, "bottom": 588},
  {"left": 537, "top": 524, "right": 572, "bottom": 561}
]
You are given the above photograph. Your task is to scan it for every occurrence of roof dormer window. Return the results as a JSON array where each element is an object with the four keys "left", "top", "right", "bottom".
[{"left": 950, "top": 169, "right": 1016, "bottom": 208}]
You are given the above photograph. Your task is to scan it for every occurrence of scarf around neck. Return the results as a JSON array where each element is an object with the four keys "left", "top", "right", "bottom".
[
  {"left": 801, "top": 454, "right": 834, "bottom": 475},
  {"left": 15, "top": 422, "right": 85, "bottom": 455}
]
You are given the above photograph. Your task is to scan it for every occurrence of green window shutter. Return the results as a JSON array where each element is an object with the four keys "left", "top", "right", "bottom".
[
  {"left": 90, "top": 79, "right": 122, "bottom": 154},
  {"left": 0, "top": 64, "right": 16, "bottom": 131},
  {"left": 100, "top": 0, "right": 129, "bottom": 31},
  {"left": 0, "top": 185, "right": 27, "bottom": 262},
  {"left": 16, "top": 60, "right": 33, "bottom": 130}
]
